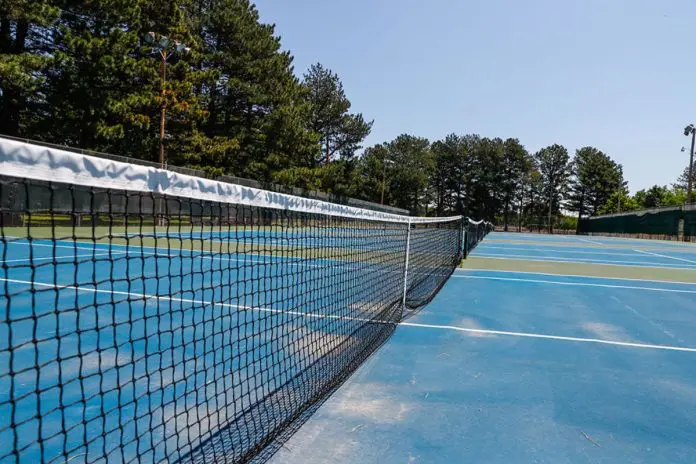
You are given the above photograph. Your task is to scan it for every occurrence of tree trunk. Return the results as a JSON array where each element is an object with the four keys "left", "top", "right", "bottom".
[
  {"left": 503, "top": 198, "right": 509, "bottom": 232},
  {"left": 576, "top": 190, "right": 584, "bottom": 234}
]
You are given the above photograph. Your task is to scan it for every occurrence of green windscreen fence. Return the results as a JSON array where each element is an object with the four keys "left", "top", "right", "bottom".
[
  {"left": 685, "top": 207, "right": 696, "bottom": 239},
  {"left": 578, "top": 206, "right": 696, "bottom": 241}
]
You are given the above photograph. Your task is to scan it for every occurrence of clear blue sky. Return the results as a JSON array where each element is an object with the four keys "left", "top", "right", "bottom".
[{"left": 255, "top": 0, "right": 695, "bottom": 192}]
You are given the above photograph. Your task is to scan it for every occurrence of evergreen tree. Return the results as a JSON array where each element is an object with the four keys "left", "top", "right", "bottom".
[
  {"left": 302, "top": 63, "right": 372, "bottom": 165},
  {"left": 499, "top": 138, "right": 531, "bottom": 230},
  {"left": 567, "top": 147, "right": 624, "bottom": 219},
  {"left": 383, "top": 134, "right": 433, "bottom": 214},
  {"left": 191, "top": 0, "right": 317, "bottom": 178},
  {"left": 535, "top": 144, "right": 571, "bottom": 232},
  {"left": 0, "top": 0, "right": 59, "bottom": 135},
  {"left": 673, "top": 163, "right": 696, "bottom": 194}
]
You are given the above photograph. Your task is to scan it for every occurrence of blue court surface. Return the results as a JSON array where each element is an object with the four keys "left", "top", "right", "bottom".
[
  {"left": 475, "top": 233, "right": 696, "bottom": 270},
  {"left": 271, "top": 233, "right": 696, "bottom": 463},
  {"left": 2, "top": 230, "right": 447, "bottom": 464}
]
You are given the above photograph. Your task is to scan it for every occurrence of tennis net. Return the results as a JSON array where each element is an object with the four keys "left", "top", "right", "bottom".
[
  {"left": 463, "top": 218, "right": 494, "bottom": 258},
  {"left": 0, "top": 138, "right": 466, "bottom": 464}
]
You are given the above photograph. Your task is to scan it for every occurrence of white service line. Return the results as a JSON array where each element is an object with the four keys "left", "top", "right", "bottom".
[
  {"left": 454, "top": 268, "right": 696, "bottom": 285},
  {"left": 476, "top": 245, "right": 640, "bottom": 257},
  {"left": 473, "top": 253, "right": 696, "bottom": 268},
  {"left": 4, "top": 276, "right": 695, "bottom": 354},
  {"left": 4, "top": 239, "right": 330, "bottom": 268},
  {"left": 452, "top": 274, "right": 696, "bottom": 294},
  {"left": 399, "top": 321, "right": 696, "bottom": 353},
  {"left": 634, "top": 249, "right": 696, "bottom": 265},
  {"left": 2, "top": 252, "right": 123, "bottom": 264},
  {"left": 574, "top": 237, "right": 605, "bottom": 245},
  {"left": 472, "top": 254, "right": 696, "bottom": 271}
]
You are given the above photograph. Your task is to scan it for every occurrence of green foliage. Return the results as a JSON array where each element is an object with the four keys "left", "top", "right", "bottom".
[
  {"left": 634, "top": 185, "right": 686, "bottom": 209},
  {"left": 599, "top": 185, "right": 687, "bottom": 215},
  {"left": 1, "top": 0, "right": 646, "bottom": 223},
  {"left": 535, "top": 144, "right": 571, "bottom": 229},
  {"left": 557, "top": 215, "right": 578, "bottom": 231},
  {"left": 383, "top": 135, "right": 433, "bottom": 214},
  {"left": 567, "top": 146, "right": 625, "bottom": 217},
  {"left": 499, "top": 138, "right": 532, "bottom": 230},
  {"left": 2, "top": 0, "right": 318, "bottom": 179},
  {"left": 303, "top": 63, "right": 372, "bottom": 164},
  {"left": 673, "top": 162, "right": 696, "bottom": 194},
  {"left": 0, "top": 0, "right": 59, "bottom": 135},
  {"left": 273, "top": 159, "right": 360, "bottom": 197}
]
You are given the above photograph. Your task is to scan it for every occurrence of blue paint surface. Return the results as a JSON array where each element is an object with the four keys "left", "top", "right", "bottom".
[
  {"left": 474, "top": 234, "right": 696, "bottom": 270},
  {"left": 5, "top": 232, "right": 696, "bottom": 463},
  {"left": 272, "top": 235, "right": 696, "bottom": 464}
]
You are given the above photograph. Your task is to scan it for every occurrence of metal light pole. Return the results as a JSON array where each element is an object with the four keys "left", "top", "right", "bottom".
[
  {"left": 684, "top": 125, "right": 696, "bottom": 204},
  {"left": 143, "top": 32, "right": 190, "bottom": 168}
]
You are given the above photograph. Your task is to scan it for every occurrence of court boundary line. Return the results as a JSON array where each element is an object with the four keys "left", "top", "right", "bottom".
[
  {"left": 574, "top": 236, "right": 605, "bottom": 245},
  {"left": 486, "top": 234, "right": 696, "bottom": 249},
  {"left": 451, "top": 275, "right": 696, "bottom": 294},
  {"left": 470, "top": 254, "right": 696, "bottom": 271},
  {"left": 2, "top": 238, "right": 333, "bottom": 269},
  {"left": 3, "top": 276, "right": 695, "bottom": 354},
  {"left": 475, "top": 245, "right": 646, "bottom": 257},
  {"left": 399, "top": 321, "right": 696, "bottom": 353},
  {"left": 475, "top": 252, "right": 696, "bottom": 268},
  {"left": 2, "top": 252, "right": 123, "bottom": 264},
  {"left": 454, "top": 268, "right": 696, "bottom": 285},
  {"left": 634, "top": 249, "right": 696, "bottom": 265}
]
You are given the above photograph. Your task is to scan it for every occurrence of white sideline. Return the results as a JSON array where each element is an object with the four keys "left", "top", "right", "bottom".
[
  {"left": 454, "top": 268, "right": 696, "bottom": 285},
  {"left": 451, "top": 274, "right": 696, "bottom": 294},
  {"left": 399, "top": 321, "right": 696, "bottom": 353},
  {"left": 3, "top": 276, "right": 696, "bottom": 354},
  {"left": 634, "top": 249, "right": 696, "bottom": 265},
  {"left": 471, "top": 254, "right": 696, "bottom": 271}
]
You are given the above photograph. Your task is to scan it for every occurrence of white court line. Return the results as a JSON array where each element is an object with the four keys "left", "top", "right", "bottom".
[
  {"left": 2, "top": 252, "right": 123, "bottom": 264},
  {"left": 454, "top": 268, "right": 696, "bottom": 286},
  {"left": 452, "top": 274, "right": 696, "bottom": 294},
  {"left": 634, "top": 249, "right": 696, "bottom": 265},
  {"left": 399, "top": 321, "right": 696, "bottom": 353},
  {"left": 3, "top": 237, "right": 367, "bottom": 269},
  {"left": 472, "top": 254, "right": 696, "bottom": 270},
  {"left": 476, "top": 245, "right": 641, "bottom": 257},
  {"left": 573, "top": 236, "right": 605, "bottom": 245},
  {"left": 3, "top": 276, "right": 695, "bottom": 354},
  {"left": 609, "top": 295, "right": 684, "bottom": 344},
  {"left": 3, "top": 239, "right": 402, "bottom": 275},
  {"left": 473, "top": 253, "right": 696, "bottom": 268},
  {"left": 3, "top": 239, "right": 329, "bottom": 268}
]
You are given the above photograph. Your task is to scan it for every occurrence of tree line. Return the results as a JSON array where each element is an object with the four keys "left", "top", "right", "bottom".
[{"left": 2, "top": 0, "right": 694, "bottom": 226}]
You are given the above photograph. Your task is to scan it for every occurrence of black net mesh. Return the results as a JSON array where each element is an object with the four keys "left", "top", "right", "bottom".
[
  {"left": 0, "top": 175, "right": 465, "bottom": 464},
  {"left": 463, "top": 218, "right": 494, "bottom": 258}
]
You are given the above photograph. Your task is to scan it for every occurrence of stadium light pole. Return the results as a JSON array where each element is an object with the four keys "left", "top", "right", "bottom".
[
  {"left": 143, "top": 32, "right": 190, "bottom": 168},
  {"left": 684, "top": 124, "right": 695, "bottom": 204}
]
